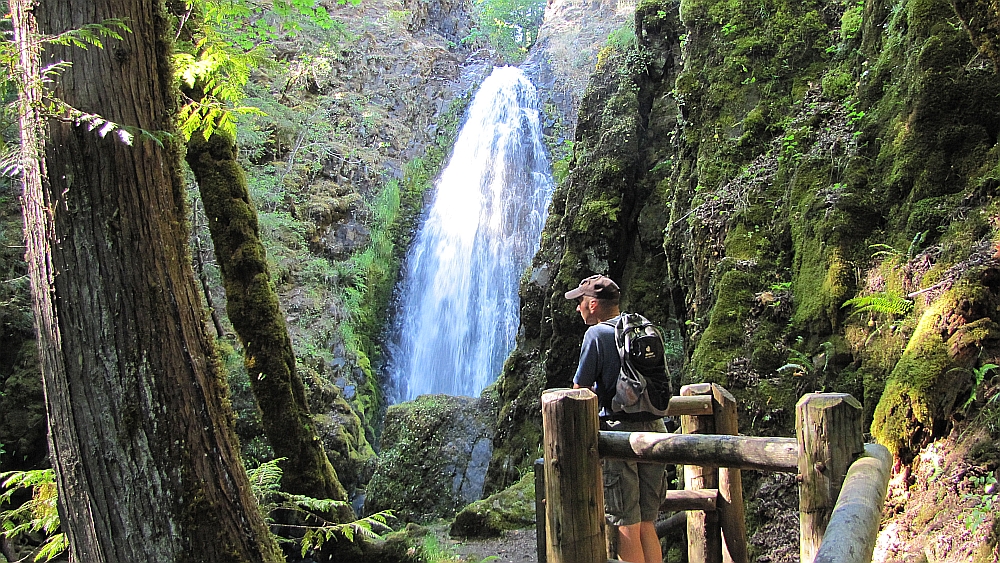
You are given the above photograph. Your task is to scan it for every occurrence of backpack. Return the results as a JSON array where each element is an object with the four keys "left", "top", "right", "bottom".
[{"left": 602, "top": 313, "right": 672, "bottom": 417}]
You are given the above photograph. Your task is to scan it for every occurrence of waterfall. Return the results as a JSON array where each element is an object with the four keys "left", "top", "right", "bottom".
[{"left": 387, "top": 66, "right": 554, "bottom": 403}]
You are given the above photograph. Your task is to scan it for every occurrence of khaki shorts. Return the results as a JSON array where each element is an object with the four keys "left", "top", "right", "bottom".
[{"left": 601, "top": 418, "right": 667, "bottom": 527}]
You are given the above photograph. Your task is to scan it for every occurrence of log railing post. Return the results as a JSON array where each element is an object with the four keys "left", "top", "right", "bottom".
[
  {"left": 712, "top": 384, "right": 748, "bottom": 563},
  {"left": 680, "top": 383, "right": 722, "bottom": 563},
  {"left": 796, "top": 393, "right": 864, "bottom": 563},
  {"left": 541, "top": 388, "right": 605, "bottom": 563},
  {"left": 534, "top": 457, "right": 546, "bottom": 563}
]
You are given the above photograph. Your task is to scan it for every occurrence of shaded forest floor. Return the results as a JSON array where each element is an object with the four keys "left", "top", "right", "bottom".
[{"left": 429, "top": 525, "right": 537, "bottom": 562}]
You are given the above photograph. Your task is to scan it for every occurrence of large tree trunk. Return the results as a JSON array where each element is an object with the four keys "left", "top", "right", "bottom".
[
  {"left": 12, "top": 1, "right": 283, "bottom": 561},
  {"left": 186, "top": 130, "right": 348, "bottom": 502}
]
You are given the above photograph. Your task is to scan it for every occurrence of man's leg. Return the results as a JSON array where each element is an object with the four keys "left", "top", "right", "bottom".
[
  {"left": 617, "top": 522, "right": 644, "bottom": 562},
  {"left": 635, "top": 418, "right": 668, "bottom": 563},
  {"left": 639, "top": 520, "right": 662, "bottom": 563}
]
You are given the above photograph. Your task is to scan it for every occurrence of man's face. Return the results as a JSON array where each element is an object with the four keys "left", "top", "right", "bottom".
[{"left": 577, "top": 296, "right": 598, "bottom": 325}]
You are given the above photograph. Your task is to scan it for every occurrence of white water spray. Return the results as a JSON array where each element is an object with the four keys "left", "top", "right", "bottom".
[{"left": 387, "top": 66, "right": 554, "bottom": 403}]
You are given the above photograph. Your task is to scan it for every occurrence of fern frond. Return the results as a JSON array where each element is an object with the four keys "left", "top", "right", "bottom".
[
  {"left": 842, "top": 292, "right": 913, "bottom": 318},
  {"left": 35, "top": 533, "right": 67, "bottom": 563},
  {"left": 247, "top": 457, "right": 286, "bottom": 501},
  {"left": 869, "top": 243, "right": 903, "bottom": 260},
  {"left": 0, "top": 469, "right": 65, "bottom": 561},
  {"left": 47, "top": 20, "right": 130, "bottom": 50},
  {"left": 288, "top": 494, "right": 351, "bottom": 514}
]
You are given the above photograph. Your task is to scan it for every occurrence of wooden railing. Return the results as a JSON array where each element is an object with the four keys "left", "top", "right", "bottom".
[{"left": 537, "top": 384, "right": 892, "bottom": 563}]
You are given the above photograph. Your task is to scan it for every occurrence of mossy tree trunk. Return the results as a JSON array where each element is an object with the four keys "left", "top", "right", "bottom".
[
  {"left": 185, "top": 128, "right": 348, "bottom": 502},
  {"left": 12, "top": 0, "right": 283, "bottom": 560}
]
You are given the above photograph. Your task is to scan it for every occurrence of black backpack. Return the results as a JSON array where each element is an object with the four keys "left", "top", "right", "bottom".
[{"left": 602, "top": 313, "right": 672, "bottom": 417}]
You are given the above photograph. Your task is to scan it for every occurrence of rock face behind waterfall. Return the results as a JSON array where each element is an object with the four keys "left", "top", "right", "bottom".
[
  {"left": 365, "top": 395, "right": 496, "bottom": 522},
  {"left": 521, "top": 0, "right": 632, "bottom": 137}
]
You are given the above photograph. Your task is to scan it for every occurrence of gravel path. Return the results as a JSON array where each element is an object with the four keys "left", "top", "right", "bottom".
[{"left": 439, "top": 528, "right": 539, "bottom": 562}]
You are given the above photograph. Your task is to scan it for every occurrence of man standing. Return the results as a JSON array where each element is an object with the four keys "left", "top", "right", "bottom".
[{"left": 566, "top": 274, "right": 666, "bottom": 563}]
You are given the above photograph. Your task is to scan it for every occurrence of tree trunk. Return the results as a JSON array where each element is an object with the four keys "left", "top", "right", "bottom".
[
  {"left": 13, "top": 1, "right": 283, "bottom": 561},
  {"left": 186, "top": 129, "right": 348, "bottom": 501}
]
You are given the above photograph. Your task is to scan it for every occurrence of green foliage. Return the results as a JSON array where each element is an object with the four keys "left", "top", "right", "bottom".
[
  {"left": 338, "top": 180, "right": 400, "bottom": 349},
  {"left": 174, "top": 0, "right": 348, "bottom": 140},
  {"left": 0, "top": 469, "right": 66, "bottom": 562},
  {"left": 963, "top": 473, "right": 998, "bottom": 532},
  {"left": 465, "top": 0, "right": 546, "bottom": 63},
  {"left": 963, "top": 363, "right": 1000, "bottom": 410},
  {"left": 842, "top": 291, "right": 914, "bottom": 318},
  {"left": 246, "top": 458, "right": 394, "bottom": 557},
  {"left": 298, "top": 511, "right": 391, "bottom": 556},
  {"left": 419, "top": 534, "right": 499, "bottom": 563}
]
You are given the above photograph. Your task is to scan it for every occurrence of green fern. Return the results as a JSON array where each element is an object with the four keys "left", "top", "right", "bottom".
[
  {"left": 245, "top": 458, "right": 394, "bottom": 557},
  {"left": 299, "top": 511, "right": 392, "bottom": 556},
  {"left": 47, "top": 20, "right": 130, "bottom": 50},
  {"left": 842, "top": 291, "right": 913, "bottom": 318},
  {"left": 0, "top": 469, "right": 66, "bottom": 562}
]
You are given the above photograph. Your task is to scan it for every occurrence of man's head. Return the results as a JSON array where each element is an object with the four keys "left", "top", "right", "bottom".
[{"left": 565, "top": 274, "right": 621, "bottom": 325}]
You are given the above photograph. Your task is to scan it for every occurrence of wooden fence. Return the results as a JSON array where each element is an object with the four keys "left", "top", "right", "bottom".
[{"left": 537, "top": 384, "right": 892, "bottom": 563}]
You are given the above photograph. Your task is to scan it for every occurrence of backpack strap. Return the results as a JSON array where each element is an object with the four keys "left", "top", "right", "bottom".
[{"left": 607, "top": 313, "right": 629, "bottom": 363}]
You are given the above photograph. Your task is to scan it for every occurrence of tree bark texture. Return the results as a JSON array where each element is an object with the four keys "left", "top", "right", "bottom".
[
  {"left": 185, "top": 130, "right": 347, "bottom": 501},
  {"left": 14, "top": 1, "right": 283, "bottom": 561},
  {"left": 796, "top": 393, "right": 864, "bottom": 563},
  {"left": 541, "top": 388, "right": 606, "bottom": 563}
]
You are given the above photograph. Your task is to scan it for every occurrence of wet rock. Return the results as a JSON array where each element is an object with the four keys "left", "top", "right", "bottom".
[
  {"left": 365, "top": 394, "right": 496, "bottom": 522},
  {"left": 450, "top": 469, "right": 536, "bottom": 538}
]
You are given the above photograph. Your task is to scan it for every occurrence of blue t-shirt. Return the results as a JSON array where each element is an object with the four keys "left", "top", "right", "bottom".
[{"left": 573, "top": 315, "right": 657, "bottom": 421}]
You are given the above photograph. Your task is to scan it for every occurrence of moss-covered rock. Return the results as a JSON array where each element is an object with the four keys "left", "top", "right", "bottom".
[
  {"left": 450, "top": 469, "right": 536, "bottom": 537},
  {"left": 366, "top": 395, "right": 496, "bottom": 522},
  {"left": 873, "top": 273, "right": 1000, "bottom": 460}
]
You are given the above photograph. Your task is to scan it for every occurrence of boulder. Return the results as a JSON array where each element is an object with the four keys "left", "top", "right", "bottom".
[
  {"left": 450, "top": 469, "right": 536, "bottom": 538},
  {"left": 366, "top": 394, "right": 495, "bottom": 522}
]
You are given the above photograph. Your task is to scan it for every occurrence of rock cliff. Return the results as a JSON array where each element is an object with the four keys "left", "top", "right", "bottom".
[{"left": 487, "top": 0, "right": 1000, "bottom": 558}]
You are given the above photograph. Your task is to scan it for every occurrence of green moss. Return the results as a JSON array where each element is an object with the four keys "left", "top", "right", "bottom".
[
  {"left": 575, "top": 193, "right": 622, "bottom": 232},
  {"left": 450, "top": 470, "right": 536, "bottom": 537},
  {"left": 792, "top": 246, "right": 851, "bottom": 332},
  {"left": 821, "top": 67, "right": 854, "bottom": 100},
  {"left": 690, "top": 270, "right": 759, "bottom": 384},
  {"left": 841, "top": 4, "right": 863, "bottom": 41},
  {"left": 870, "top": 278, "right": 999, "bottom": 458}
]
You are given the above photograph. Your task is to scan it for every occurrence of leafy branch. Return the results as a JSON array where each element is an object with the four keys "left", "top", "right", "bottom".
[
  {"left": 246, "top": 458, "right": 394, "bottom": 557},
  {"left": 0, "top": 469, "right": 66, "bottom": 563},
  {"left": 173, "top": 0, "right": 349, "bottom": 140},
  {"left": 46, "top": 19, "right": 130, "bottom": 50}
]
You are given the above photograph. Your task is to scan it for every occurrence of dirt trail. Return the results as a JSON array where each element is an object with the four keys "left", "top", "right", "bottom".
[{"left": 437, "top": 528, "right": 538, "bottom": 562}]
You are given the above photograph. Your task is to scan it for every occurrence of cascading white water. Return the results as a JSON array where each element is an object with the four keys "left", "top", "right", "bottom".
[{"left": 387, "top": 66, "right": 554, "bottom": 403}]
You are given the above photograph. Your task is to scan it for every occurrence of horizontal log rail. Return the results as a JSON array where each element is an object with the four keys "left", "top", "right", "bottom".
[
  {"left": 598, "top": 431, "right": 799, "bottom": 472},
  {"left": 662, "top": 489, "right": 718, "bottom": 512},
  {"left": 814, "top": 443, "right": 892, "bottom": 563},
  {"left": 540, "top": 387, "right": 893, "bottom": 563}
]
